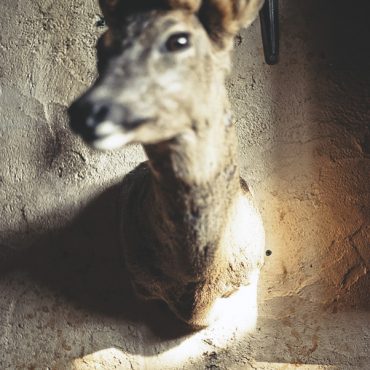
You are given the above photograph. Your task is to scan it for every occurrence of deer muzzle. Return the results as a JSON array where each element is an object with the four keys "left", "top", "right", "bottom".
[{"left": 68, "top": 96, "right": 150, "bottom": 150}]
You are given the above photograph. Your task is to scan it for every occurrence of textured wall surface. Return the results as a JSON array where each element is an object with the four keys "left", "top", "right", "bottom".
[{"left": 0, "top": 0, "right": 369, "bottom": 369}]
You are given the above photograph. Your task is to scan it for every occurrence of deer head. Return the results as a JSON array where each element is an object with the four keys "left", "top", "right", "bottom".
[{"left": 68, "top": 0, "right": 263, "bottom": 150}]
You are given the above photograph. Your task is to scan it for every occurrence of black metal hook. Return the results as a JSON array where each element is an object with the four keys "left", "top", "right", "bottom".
[{"left": 260, "top": 0, "right": 279, "bottom": 65}]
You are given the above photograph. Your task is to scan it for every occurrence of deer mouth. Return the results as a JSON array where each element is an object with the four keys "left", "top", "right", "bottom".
[
  {"left": 70, "top": 110, "right": 152, "bottom": 151},
  {"left": 78, "top": 120, "right": 138, "bottom": 150},
  {"left": 90, "top": 129, "right": 136, "bottom": 151}
]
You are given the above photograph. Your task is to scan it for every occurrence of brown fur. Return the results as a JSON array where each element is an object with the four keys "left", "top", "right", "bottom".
[{"left": 69, "top": 1, "right": 265, "bottom": 328}]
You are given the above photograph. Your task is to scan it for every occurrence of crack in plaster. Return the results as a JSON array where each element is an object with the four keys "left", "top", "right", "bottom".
[{"left": 347, "top": 223, "right": 369, "bottom": 268}]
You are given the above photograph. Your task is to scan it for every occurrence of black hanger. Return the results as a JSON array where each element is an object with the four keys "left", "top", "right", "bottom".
[{"left": 260, "top": 0, "right": 279, "bottom": 65}]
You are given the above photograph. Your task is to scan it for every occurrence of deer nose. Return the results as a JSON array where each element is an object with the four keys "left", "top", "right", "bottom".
[
  {"left": 68, "top": 100, "right": 120, "bottom": 129},
  {"left": 68, "top": 99, "right": 126, "bottom": 137},
  {"left": 86, "top": 104, "right": 110, "bottom": 128}
]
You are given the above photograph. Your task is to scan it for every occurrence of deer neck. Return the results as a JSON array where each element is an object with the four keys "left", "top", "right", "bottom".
[
  {"left": 144, "top": 78, "right": 239, "bottom": 190},
  {"left": 142, "top": 107, "right": 241, "bottom": 270},
  {"left": 144, "top": 114, "right": 239, "bottom": 189}
]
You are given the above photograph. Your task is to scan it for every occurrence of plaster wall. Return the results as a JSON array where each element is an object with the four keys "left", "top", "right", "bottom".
[{"left": 0, "top": 0, "right": 369, "bottom": 369}]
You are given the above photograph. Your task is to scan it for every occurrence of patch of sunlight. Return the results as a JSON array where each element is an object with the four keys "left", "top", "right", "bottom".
[
  {"left": 73, "top": 348, "right": 141, "bottom": 370},
  {"left": 73, "top": 273, "right": 259, "bottom": 369},
  {"left": 147, "top": 271, "right": 260, "bottom": 368}
]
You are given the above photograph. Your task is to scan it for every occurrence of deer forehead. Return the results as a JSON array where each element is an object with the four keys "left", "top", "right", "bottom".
[
  {"left": 107, "top": 10, "right": 206, "bottom": 48},
  {"left": 94, "top": 10, "right": 217, "bottom": 107},
  {"left": 100, "top": 10, "right": 213, "bottom": 81}
]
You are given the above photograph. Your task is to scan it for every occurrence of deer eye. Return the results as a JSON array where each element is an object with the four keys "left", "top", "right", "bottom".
[{"left": 165, "top": 33, "right": 191, "bottom": 52}]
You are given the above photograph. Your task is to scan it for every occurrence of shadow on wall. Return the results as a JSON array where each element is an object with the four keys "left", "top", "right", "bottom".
[
  {"left": 0, "top": 177, "right": 261, "bottom": 369},
  {"left": 0, "top": 181, "right": 194, "bottom": 348},
  {"left": 1, "top": 176, "right": 226, "bottom": 368}
]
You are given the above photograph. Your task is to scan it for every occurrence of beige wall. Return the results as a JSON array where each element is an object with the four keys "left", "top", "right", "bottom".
[
  {"left": 0, "top": 0, "right": 369, "bottom": 368},
  {"left": 231, "top": 0, "right": 370, "bottom": 311}
]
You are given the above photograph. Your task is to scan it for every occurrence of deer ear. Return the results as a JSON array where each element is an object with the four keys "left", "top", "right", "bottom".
[{"left": 198, "top": 0, "right": 264, "bottom": 47}]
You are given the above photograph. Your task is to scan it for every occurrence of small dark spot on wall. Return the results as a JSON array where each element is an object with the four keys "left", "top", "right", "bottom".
[
  {"left": 58, "top": 167, "right": 63, "bottom": 178},
  {"left": 266, "top": 250, "right": 272, "bottom": 256}
]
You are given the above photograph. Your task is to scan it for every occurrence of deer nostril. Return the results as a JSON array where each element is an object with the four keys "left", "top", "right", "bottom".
[
  {"left": 94, "top": 104, "right": 110, "bottom": 121},
  {"left": 86, "top": 104, "right": 110, "bottom": 128}
]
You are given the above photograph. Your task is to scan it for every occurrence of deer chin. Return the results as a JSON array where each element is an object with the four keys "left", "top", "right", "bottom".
[
  {"left": 89, "top": 117, "right": 158, "bottom": 150},
  {"left": 77, "top": 120, "right": 136, "bottom": 151},
  {"left": 90, "top": 131, "right": 135, "bottom": 151}
]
